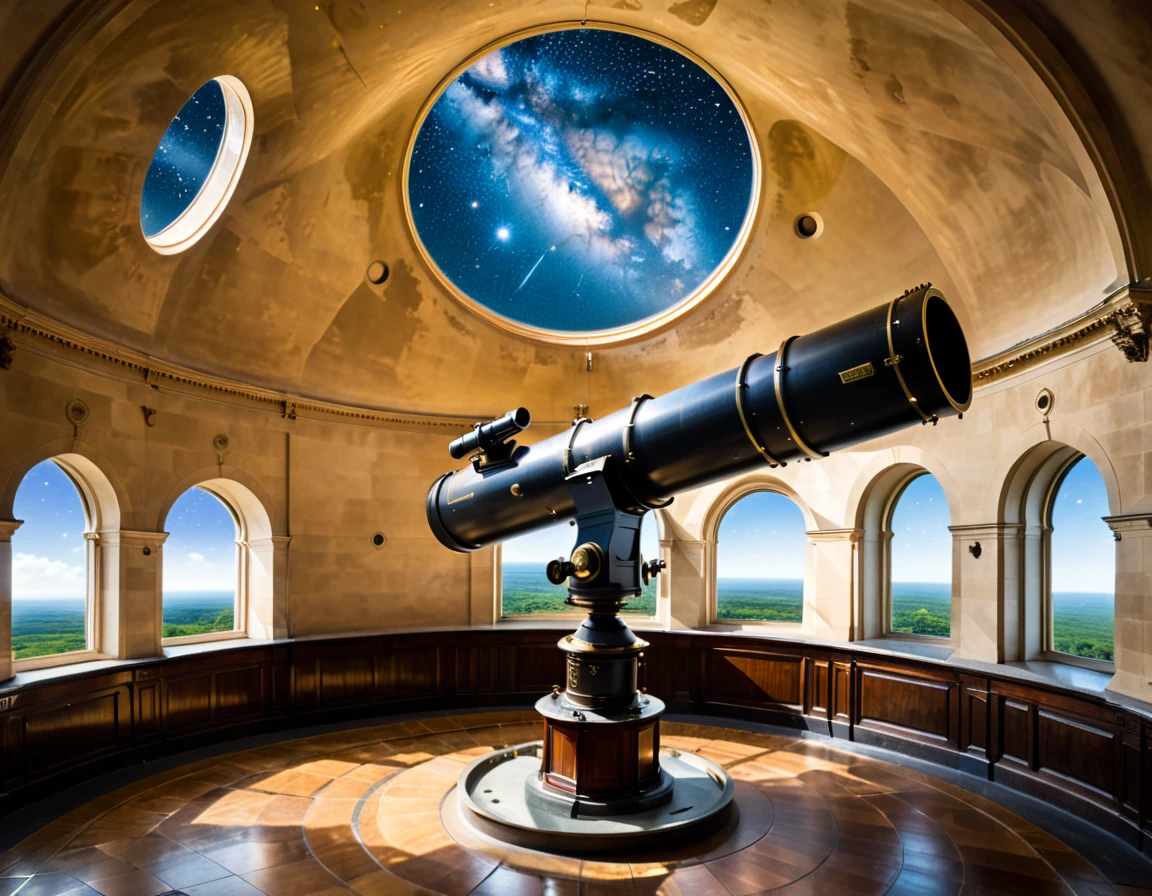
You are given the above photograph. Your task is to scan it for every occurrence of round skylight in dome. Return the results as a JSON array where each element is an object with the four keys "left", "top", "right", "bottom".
[
  {"left": 406, "top": 26, "right": 759, "bottom": 343},
  {"left": 140, "top": 76, "right": 253, "bottom": 255}
]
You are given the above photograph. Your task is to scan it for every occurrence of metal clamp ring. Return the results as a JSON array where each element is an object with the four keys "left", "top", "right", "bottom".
[
  {"left": 734, "top": 354, "right": 784, "bottom": 468},
  {"left": 623, "top": 394, "right": 653, "bottom": 462},
  {"left": 886, "top": 295, "right": 934, "bottom": 424},
  {"left": 563, "top": 417, "right": 592, "bottom": 475},
  {"left": 774, "top": 337, "right": 826, "bottom": 459}
]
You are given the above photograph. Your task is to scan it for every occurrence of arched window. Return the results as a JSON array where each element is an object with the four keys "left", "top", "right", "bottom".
[
  {"left": 715, "top": 491, "right": 805, "bottom": 623},
  {"left": 12, "top": 460, "right": 93, "bottom": 661},
  {"left": 1048, "top": 457, "right": 1114, "bottom": 662},
  {"left": 162, "top": 486, "right": 240, "bottom": 642},
  {"left": 887, "top": 474, "right": 952, "bottom": 638},
  {"left": 500, "top": 516, "right": 661, "bottom": 617}
]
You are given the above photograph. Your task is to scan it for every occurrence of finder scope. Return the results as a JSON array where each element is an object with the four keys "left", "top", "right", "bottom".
[
  {"left": 428, "top": 285, "right": 972, "bottom": 553},
  {"left": 448, "top": 407, "right": 531, "bottom": 464}
]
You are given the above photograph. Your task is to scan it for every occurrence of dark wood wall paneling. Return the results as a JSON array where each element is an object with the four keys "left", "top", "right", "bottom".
[{"left": 0, "top": 632, "right": 1148, "bottom": 853}]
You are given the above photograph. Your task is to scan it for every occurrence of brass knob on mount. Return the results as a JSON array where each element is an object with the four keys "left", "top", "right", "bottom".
[
  {"left": 570, "top": 542, "right": 604, "bottom": 581},
  {"left": 641, "top": 557, "right": 667, "bottom": 586},
  {"left": 546, "top": 558, "right": 573, "bottom": 585}
]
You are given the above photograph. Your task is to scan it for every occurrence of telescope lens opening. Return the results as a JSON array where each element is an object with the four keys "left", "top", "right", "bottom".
[{"left": 923, "top": 294, "right": 972, "bottom": 412}]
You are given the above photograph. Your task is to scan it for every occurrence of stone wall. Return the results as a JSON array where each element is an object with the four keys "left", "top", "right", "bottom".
[{"left": 1, "top": 323, "right": 1150, "bottom": 702}]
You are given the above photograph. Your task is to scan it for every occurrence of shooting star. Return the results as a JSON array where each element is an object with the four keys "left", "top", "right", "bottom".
[{"left": 515, "top": 252, "right": 547, "bottom": 293}]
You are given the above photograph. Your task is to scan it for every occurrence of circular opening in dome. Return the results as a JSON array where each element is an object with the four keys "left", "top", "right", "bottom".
[
  {"left": 794, "top": 213, "right": 823, "bottom": 239},
  {"left": 141, "top": 75, "right": 254, "bottom": 255},
  {"left": 404, "top": 24, "right": 760, "bottom": 345}
]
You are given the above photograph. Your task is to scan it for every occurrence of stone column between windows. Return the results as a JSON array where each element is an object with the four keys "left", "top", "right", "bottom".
[
  {"left": 0, "top": 519, "right": 23, "bottom": 683},
  {"left": 245, "top": 534, "right": 291, "bottom": 639},
  {"left": 948, "top": 523, "right": 1021, "bottom": 664},
  {"left": 1104, "top": 513, "right": 1152, "bottom": 702},
  {"left": 805, "top": 528, "right": 863, "bottom": 641},
  {"left": 108, "top": 530, "right": 169, "bottom": 659},
  {"left": 670, "top": 538, "right": 706, "bottom": 630},
  {"left": 469, "top": 545, "right": 496, "bottom": 627}
]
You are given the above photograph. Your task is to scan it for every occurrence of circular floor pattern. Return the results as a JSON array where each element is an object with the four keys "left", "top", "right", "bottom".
[{"left": 0, "top": 711, "right": 1140, "bottom": 896}]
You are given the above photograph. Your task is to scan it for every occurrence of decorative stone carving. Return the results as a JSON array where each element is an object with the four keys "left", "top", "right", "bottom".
[
  {"left": 65, "top": 398, "right": 89, "bottom": 425},
  {"left": 1109, "top": 297, "right": 1152, "bottom": 362},
  {"left": 0, "top": 335, "right": 13, "bottom": 369},
  {"left": 973, "top": 285, "right": 1152, "bottom": 382}
]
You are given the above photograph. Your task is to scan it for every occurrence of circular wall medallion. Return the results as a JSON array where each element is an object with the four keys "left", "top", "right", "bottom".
[
  {"left": 213, "top": 434, "right": 230, "bottom": 451},
  {"left": 1036, "top": 388, "right": 1055, "bottom": 417},
  {"left": 372, "top": 532, "right": 387, "bottom": 549},
  {"left": 140, "top": 76, "right": 254, "bottom": 255},
  {"left": 65, "top": 399, "right": 90, "bottom": 425},
  {"left": 405, "top": 24, "right": 760, "bottom": 345}
]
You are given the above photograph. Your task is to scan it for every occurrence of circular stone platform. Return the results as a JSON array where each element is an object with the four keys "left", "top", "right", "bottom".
[{"left": 456, "top": 741, "right": 735, "bottom": 853}]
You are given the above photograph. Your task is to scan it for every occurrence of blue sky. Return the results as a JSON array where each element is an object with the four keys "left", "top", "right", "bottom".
[
  {"left": 141, "top": 79, "right": 226, "bottom": 237},
  {"left": 503, "top": 515, "right": 660, "bottom": 565},
  {"left": 890, "top": 475, "right": 952, "bottom": 584},
  {"left": 11, "top": 460, "right": 87, "bottom": 600},
  {"left": 409, "top": 28, "right": 753, "bottom": 331},
  {"left": 1051, "top": 457, "right": 1113, "bottom": 594},
  {"left": 717, "top": 491, "right": 807, "bottom": 579},
  {"left": 162, "top": 487, "right": 237, "bottom": 594},
  {"left": 13, "top": 468, "right": 238, "bottom": 598}
]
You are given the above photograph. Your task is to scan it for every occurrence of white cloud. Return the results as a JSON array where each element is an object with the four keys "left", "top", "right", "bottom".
[
  {"left": 188, "top": 552, "right": 205, "bottom": 562},
  {"left": 13, "top": 552, "right": 85, "bottom": 597}
]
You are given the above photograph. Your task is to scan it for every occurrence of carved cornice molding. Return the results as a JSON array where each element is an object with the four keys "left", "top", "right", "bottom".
[
  {"left": 0, "top": 292, "right": 486, "bottom": 433},
  {"left": 973, "top": 284, "right": 1152, "bottom": 385}
]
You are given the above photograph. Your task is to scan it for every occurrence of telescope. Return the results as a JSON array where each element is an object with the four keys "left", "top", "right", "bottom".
[{"left": 429, "top": 284, "right": 972, "bottom": 844}]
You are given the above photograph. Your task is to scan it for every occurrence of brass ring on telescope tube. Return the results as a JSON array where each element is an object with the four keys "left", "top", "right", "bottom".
[
  {"left": 623, "top": 394, "right": 654, "bottom": 462},
  {"left": 563, "top": 416, "right": 592, "bottom": 475},
  {"left": 921, "top": 287, "right": 972, "bottom": 413},
  {"left": 735, "top": 354, "right": 784, "bottom": 468},
  {"left": 773, "top": 337, "right": 825, "bottom": 459},
  {"left": 886, "top": 296, "right": 935, "bottom": 424}
]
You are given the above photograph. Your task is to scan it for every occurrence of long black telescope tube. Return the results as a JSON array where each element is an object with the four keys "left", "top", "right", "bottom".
[{"left": 428, "top": 285, "right": 972, "bottom": 552}]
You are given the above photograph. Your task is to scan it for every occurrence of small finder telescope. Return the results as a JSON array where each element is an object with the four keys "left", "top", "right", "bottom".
[{"left": 448, "top": 407, "right": 531, "bottom": 466}]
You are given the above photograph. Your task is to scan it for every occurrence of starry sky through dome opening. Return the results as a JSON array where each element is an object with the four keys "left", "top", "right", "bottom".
[
  {"left": 140, "top": 79, "right": 226, "bottom": 238},
  {"left": 409, "top": 29, "right": 755, "bottom": 332}
]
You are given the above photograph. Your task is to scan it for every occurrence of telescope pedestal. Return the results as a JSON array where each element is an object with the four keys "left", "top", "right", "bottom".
[
  {"left": 453, "top": 455, "right": 734, "bottom": 852},
  {"left": 535, "top": 692, "right": 671, "bottom": 812}
]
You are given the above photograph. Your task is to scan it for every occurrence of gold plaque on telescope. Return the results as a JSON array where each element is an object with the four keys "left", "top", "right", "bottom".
[{"left": 839, "top": 362, "right": 875, "bottom": 384}]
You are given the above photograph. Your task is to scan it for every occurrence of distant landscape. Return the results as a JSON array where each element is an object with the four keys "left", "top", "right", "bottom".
[
  {"left": 12, "top": 584, "right": 1114, "bottom": 662},
  {"left": 12, "top": 591, "right": 235, "bottom": 659},
  {"left": 503, "top": 562, "right": 656, "bottom": 616}
]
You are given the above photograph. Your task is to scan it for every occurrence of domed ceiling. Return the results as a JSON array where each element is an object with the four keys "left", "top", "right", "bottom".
[{"left": 0, "top": 0, "right": 1134, "bottom": 422}]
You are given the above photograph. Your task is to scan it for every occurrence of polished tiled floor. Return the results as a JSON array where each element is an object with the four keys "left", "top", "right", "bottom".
[{"left": 1, "top": 712, "right": 1149, "bottom": 895}]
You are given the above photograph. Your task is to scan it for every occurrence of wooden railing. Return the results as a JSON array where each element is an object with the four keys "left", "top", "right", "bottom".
[{"left": 0, "top": 630, "right": 1148, "bottom": 852}]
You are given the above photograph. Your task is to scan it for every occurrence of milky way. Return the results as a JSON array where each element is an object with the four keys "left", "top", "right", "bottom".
[
  {"left": 140, "top": 79, "right": 226, "bottom": 238},
  {"left": 408, "top": 29, "right": 755, "bottom": 332}
]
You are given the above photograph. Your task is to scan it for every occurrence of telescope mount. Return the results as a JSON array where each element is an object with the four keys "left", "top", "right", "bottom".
[{"left": 454, "top": 455, "right": 735, "bottom": 853}]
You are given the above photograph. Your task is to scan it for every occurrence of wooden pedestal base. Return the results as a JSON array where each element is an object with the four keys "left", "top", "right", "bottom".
[{"left": 538, "top": 703, "right": 663, "bottom": 801}]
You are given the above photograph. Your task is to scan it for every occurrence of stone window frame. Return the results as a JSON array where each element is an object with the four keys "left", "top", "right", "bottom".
[
  {"left": 1037, "top": 452, "right": 1116, "bottom": 672},
  {"left": 853, "top": 459, "right": 959, "bottom": 647},
  {"left": 158, "top": 478, "right": 277, "bottom": 648},
  {"left": 704, "top": 479, "right": 814, "bottom": 629},
  {"left": 879, "top": 469, "right": 955, "bottom": 644},
  {"left": 9, "top": 454, "right": 119, "bottom": 673}
]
